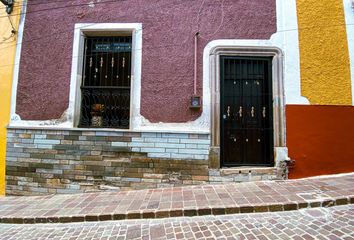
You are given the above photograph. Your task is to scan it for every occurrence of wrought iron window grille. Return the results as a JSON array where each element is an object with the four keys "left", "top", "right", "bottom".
[{"left": 79, "top": 36, "right": 132, "bottom": 129}]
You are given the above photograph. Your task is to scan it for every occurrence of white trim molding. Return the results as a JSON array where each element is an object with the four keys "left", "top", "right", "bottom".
[
  {"left": 68, "top": 23, "right": 143, "bottom": 130},
  {"left": 343, "top": 0, "right": 354, "bottom": 105},
  {"left": 9, "top": 0, "right": 27, "bottom": 123},
  {"left": 204, "top": 41, "right": 289, "bottom": 167},
  {"left": 275, "top": 0, "right": 309, "bottom": 105}
]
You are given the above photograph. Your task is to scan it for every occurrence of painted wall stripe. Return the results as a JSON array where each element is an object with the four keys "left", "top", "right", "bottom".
[{"left": 343, "top": 0, "right": 354, "bottom": 105}]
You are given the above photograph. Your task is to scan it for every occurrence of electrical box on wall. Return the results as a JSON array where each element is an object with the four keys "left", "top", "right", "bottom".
[{"left": 190, "top": 95, "right": 201, "bottom": 109}]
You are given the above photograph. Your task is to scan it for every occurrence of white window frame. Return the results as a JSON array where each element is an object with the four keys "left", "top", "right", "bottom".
[{"left": 68, "top": 23, "right": 143, "bottom": 130}]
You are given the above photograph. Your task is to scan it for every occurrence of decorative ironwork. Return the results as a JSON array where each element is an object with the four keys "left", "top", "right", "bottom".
[
  {"left": 79, "top": 36, "right": 132, "bottom": 128},
  {"left": 251, "top": 107, "right": 255, "bottom": 118},
  {"left": 220, "top": 56, "right": 274, "bottom": 167},
  {"left": 263, "top": 107, "right": 266, "bottom": 118}
]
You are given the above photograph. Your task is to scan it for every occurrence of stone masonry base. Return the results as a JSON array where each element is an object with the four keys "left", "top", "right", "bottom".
[{"left": 6, "top": 128, "right": 284, "bottom": 195}]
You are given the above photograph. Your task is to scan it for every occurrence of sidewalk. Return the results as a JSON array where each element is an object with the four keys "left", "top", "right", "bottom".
[{"left": 0, "top": 173, "right": 353, "bottom": 224}]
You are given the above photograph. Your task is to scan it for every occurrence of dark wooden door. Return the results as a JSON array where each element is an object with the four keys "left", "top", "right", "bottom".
[{"left": 220, "top": 56, "right": 274, "bottom": 167}]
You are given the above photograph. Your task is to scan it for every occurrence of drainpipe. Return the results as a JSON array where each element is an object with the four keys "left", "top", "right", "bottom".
[
  {"left": 194, "top": 32, "right": 199, "bottom": 95},
  {"left": 189, "top": 32, "right": 201, "bottom": 109}
]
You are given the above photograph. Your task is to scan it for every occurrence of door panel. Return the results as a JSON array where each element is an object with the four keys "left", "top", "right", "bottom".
[{"left": 220, "top": 57, "right": 274, "bottom": 167}]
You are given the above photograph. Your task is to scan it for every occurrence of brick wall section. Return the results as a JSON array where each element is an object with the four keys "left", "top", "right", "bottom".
[
  {"left": 6, "top": 129, "right": 210, "bottom": 195},
  {"left": 6, "top": 128, "right": 284, "bottom": 195}
]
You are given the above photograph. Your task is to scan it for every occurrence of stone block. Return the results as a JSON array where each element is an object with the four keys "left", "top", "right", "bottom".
[
  {"left": 197, "top": 144, "right": 210, "bottom": 149},
  {"left": 34, "top": 134, "right": 47, "bottom": 139},
  {"left": 185, "top": 144, "right": 197, "bottom": 148},
  {"left": 73, "top": 141, "right": 94, "bottom": 146},
  {"left": 147, "top": 153, "right": 171, "bottom": 158},
  {"left": 14, "top": 143, "right": 37, "bottom": 149},
  {"left": 37, "top": 145, "right": 53, "bottom": 149},
  {"left": 192, "top": 175, "right": 209, "bottom": 181},
  {"left": 36, "top": 169, "right": 63, "bottom": 174},
  {"left": 180, "top": 139, "right": 210, "bottom": 144},
  {"left": 112, "top": 142, "right": 128, "bottom": 147},
  {"left": 193, "top": 155, "right": 208, "bottom": 160},
  {"left": 7, "top": 152, "right": 31, "bottom": 158},
  {"left": 240, "top": 206, "right": 254, "bottom": 213},
  {"left": 141, "top": 148, "right": 165, "bottom": 153},
  {"left": 107, "top": 136, "right": 131, "bottom": 142},
  {"left": 34, "top": 139, "right": 61, "bottom": 145},
  {"left": 178, "top": 149, "right": 209, "bottom": 155},
  {"left": 162, "top": 133, "right": 189, "bottom": 139},
  {"left": 80, "top": 156, "right": 102, "bottom": 161},
  {"left": 155, "top": 143, "right": 185, "bottom": 149},
  {"left": 128, "top": 142, "right": 155, "bottom": 147},
  {"left": 123, "top": 132, "right": 141, "bottom": 137},
  {"left": 144, "top": 137, "right": 168, "bottom": 143},
  {"left": 142, "top": 178, "right": 162, "bottom": 183},
  {"left": 121, "top": 177, "right": 141, "bottom": 182},
  {"left": 131, "top": 137, "right": 144, "bottom": 142},
  {"left": 143, "top": 173, "right": 166, "bottom": 179},
  {"left": 18, "top": 181, "right": 39, "bottom": 187},
  {"left": 19, "top": 134, "right": 32, "bottom": 139},
  {"left": 141, "top": 132, "right": 157, "bottom": 138},
  {"left": 29, "top": 163, "right": 53, "bottom": 169},
  {"left": 102, "top": 146, "right": 131, "bottom": 152},
  {"left": 64, "top": 135, "right": 79, "bottom": 140},
  {"left": 78, "top": 136, "right": 87, "bottom": 141},
  {"left": 165, "top": 148, "right": 179, "bottom": 153},
  {"left": 95, "top": 131, "right": 123, "bottom": 137},
  {"left": 81, "top": 131, "right": 96, "bottom": 136},
  {"left": 198, "top": 134, "right": 210, "bottom": 139},
  {"left": 46, "top": 135, "right": 64, "bottom": 140},
  {"left": 171, "top": 153, "right": 194, "bottom": 159}
]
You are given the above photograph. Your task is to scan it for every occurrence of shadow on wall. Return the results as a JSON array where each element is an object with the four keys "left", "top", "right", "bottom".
[{"left": 286, "top": 105, "right": 354, "bottom": 179}]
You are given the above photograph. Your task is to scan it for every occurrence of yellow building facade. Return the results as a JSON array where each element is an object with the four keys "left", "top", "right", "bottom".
[
  {"left": 0, "top": 1, "right": 22, "bottom": 195},
  {"left": 296, "top": 0, "right": 352, "bottom": 105}
]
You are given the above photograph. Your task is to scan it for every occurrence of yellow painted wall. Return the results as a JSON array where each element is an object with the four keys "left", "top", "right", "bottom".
[
  {"left": 0, "top": 1, "right": 22, "bottom": 195},
  {"left": 297, "top": 0, "right": 352, "bottom": 105}
]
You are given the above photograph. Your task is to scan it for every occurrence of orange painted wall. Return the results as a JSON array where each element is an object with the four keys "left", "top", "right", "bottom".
[{"left": 286, "top": 105, "right": 354, "bottom": 179}]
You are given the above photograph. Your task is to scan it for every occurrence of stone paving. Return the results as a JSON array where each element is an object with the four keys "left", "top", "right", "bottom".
[
  {"left": 0, "top": 204, "right": 353, "bottom": 240},
  {"left": 0, "top": 173, "right": 353, "bottom": 224}
]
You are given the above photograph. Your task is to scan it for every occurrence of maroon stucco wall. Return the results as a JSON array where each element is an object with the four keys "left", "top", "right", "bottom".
[{"left": 17, "top": 0, "right": 276, "bottom": 122}]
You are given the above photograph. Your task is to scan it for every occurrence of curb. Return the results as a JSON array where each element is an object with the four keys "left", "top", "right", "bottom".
[{"left": 1, "top": 196, "right": 353, "bottom": 224}]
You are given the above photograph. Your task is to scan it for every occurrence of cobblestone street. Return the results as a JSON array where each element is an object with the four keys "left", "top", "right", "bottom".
[
  {"left": 0, "top": 174, "right": 353, "bottom": 239},
  {"left": 0, "top": 204, "right": 353, "bottom": 240}
]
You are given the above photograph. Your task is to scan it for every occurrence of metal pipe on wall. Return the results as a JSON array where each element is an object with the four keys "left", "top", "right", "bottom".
[{"left": 194, "top": 32, "right": 199, "bottom": 95}]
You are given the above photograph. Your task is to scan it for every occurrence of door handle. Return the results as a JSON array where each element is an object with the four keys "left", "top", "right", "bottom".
[
  {"left": 238, "top": 106, "right": 243, "bottom": 117},
  {"left": 251, "top": 107, "right": 255, "bottom": 118},
  {"left": 262, "top": 107, "right": 266, "bottom": 118},
  {"left": 227, "top": 106, "right": 231, "bottom": 117}
]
